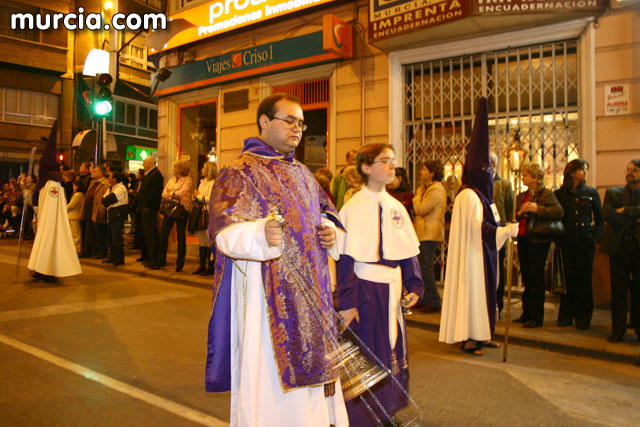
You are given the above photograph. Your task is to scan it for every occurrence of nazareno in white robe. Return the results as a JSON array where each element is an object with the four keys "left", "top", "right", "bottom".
[
  {"left": 28, "top": 180, "right": 82, "bottom": 277},
  {"left": 215, "top": 217, "right": 349, "bottom": 427},
  {"left": 439, "top": 188, "right": 510, "bottom": 344}
]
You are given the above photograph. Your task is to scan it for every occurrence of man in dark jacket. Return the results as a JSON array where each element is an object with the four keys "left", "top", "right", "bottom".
[
  {"left": 136, "top": 156, "right": 163, "bottom": 268},
  {"left": 600, "top": 159, "right": 640, "bottom": 343}
]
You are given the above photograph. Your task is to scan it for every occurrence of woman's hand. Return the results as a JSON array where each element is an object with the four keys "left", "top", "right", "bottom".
[
  {"left": 521, "top": 202, "right": 538, "bottom": 214},
  {"left": 338, "top": 308, "right": 359, "bottom": 330}
]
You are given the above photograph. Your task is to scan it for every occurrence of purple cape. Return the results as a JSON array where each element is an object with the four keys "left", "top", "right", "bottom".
[{"left": 205, "top": 137, "right": 343, "bottom": 392}]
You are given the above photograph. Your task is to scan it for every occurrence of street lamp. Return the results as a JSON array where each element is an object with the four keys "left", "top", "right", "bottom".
[{"left": 503, "top": 126, "right": 527, "bottom": 363}]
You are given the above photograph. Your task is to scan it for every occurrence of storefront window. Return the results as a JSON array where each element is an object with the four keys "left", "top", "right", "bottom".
[{"left": 178, "top": 100, "right": 217, "bottom": 188}]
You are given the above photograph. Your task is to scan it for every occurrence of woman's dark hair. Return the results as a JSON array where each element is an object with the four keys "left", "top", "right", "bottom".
[
  {"left": 562, "top": 159, "right": 589, "bottom": 189},
  {"left": 356, "top": 143, "right": 393, "bottom": 182},
  {"left": 423, "top": 160, "right": 444, "bottom": 182},
  {"left": 393, "top": 167, "right": 411, "bottom": 192}
]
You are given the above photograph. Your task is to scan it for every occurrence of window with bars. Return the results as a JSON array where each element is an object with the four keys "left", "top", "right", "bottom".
[
  {"left": 0, "top": 88, "right": 58, "bottom": 126},
  {"left": 271, "top": 78, "right": 330, "bottom": 108},
  {"left": 403, "top": 39, "right": 580, "bottom": 281}
]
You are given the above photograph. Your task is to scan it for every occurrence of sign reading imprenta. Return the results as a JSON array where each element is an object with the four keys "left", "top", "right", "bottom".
[
  {"left": 159, "top": 0, "right": 337, "bottom": 51},
  {"left": 368, "top": 0, "right": 469, "bottom": 42}
]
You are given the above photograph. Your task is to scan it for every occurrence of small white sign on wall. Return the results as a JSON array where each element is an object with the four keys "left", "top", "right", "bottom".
[{"left": 604, "top": 84, "right": 629, "bottom": 116}]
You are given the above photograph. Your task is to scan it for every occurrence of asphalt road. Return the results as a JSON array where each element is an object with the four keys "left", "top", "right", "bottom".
[{"left": 1, "top": 242, "right": 640, "bottom": 426}]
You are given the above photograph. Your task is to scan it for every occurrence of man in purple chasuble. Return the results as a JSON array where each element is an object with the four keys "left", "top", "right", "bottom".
[{"left": 205, "top": 93, "right": 349, "bottom": 426}]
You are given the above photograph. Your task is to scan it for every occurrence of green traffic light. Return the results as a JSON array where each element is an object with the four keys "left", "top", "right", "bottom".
[{"left": 95, "top": 100, "right": 113, "bottom": 116}]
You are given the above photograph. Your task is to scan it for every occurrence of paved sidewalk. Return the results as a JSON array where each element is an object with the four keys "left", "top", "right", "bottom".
[{"left": 407, "top": 294, "right": 640, "bottom": 364}]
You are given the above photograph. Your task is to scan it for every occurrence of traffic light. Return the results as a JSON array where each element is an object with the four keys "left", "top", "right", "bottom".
[{"left": 94, "top": 73, "right": 113, "bottom": 117}]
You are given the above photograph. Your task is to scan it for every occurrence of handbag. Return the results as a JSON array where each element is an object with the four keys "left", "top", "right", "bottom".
[
  {"left": 187, "top": 199, "right": 208, "bottom": 234},
  {"left": 160, "top": 195, "right": 189, "bottom": 220},
  {"left": 544, "top": 242, "right": 567, "bottom": 295},
  {"left": 526, "top": 214, "right": 565, "bottom": 239}
]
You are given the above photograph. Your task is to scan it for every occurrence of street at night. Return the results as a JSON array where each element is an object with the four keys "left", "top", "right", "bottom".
[{"left": 2, "top": 240, "right": 640, "bottom": 427}]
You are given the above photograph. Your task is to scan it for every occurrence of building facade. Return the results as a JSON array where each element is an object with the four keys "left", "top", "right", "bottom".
[{"left": 153, "top": 0, "right": 639, "bottom": 302}]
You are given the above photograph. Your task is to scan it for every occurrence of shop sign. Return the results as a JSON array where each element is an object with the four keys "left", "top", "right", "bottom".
[
  {"left": 323, "top": 14, "right": 353, "bottom": 59},
  {"left": 604, "top": 84, "right": 629, "bottom": 116},
  {"left": 473, "top": 0, "right": 604, "bottom": 14},
  {"left": 154, "top": 29, "right": 352, "bottom": 97},
  {"left": 368, "top": 0, "right": 469, "bottom": 42},
  {"left": 160, "top": 0, "right": 338, "bottom": 51},
  {"left": 126, "top": 145, "right": 158, "bottom": 161},
  {"left": 368, "top": 0, "right": 604, "bottom": 42}
]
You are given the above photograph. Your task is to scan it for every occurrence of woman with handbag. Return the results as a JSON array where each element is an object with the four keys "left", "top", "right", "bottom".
[
  {"left": 192, "top": 162, "right": 217, "bottom": 275},
  {"left": 554, "top": 159, "right": 603, "bottom": 330},
  {"left": 515, "top": 163, "right": 564, "bottom": 328},
  {"left": 157, "top": 160, "right": 192, "bottom": 272}
]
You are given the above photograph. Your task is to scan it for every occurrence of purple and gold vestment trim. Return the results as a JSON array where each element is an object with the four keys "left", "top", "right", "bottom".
[{"left": 205, "top": 137, "right": 343, "bottom": 392}]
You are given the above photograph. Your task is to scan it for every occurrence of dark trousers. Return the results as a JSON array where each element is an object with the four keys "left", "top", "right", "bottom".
[
  {"left": 80, "top": 219, "right": 88, "bottom": 253},
  {"left": 158, "top": 215, "right": 187, "bottom": 269},
  {"left": 497, "top": 246, "right": 507, "bottom": 314},
  {"left": 107, "top": 219, "right": 125, "bottom": 263},
  {"left": 140, "top": 208, "right": 159, "bottom": 263},
  {"left": 558, "top": 237, "right": 595, "bottom": 327},
  {"left": 609, "top": 238, "right": 640, "bottom": 335},
  {"left": 83, "top": 220, "right": 97, "bottom": 257},
  {"left": 518, "top": 237, "right": 550, "bottom": 324},
  {"left": 95, "top": 223, "right": 108, "bottom": 257},
  {"left": 418, "top": 241, "right": 441, "bottom": 307}
]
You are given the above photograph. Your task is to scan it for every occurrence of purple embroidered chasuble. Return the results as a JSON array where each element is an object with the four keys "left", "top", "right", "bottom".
[{"left": 205, "top": 137, "right": 343, "bottom": 393}]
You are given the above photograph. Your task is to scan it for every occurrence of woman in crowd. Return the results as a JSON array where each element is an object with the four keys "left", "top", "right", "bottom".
[
  {"left": 336, "top": 143, "right": 423, "bottom": 426},
  {"left": 387, "top": 167, "right": 415, "bottom": 218},
  {"left": 515, "top": 163, "right": 564, "bottom": 328},
  {"left": 192, "top": 162, "right": 217, "bottom": 275},
  {"left": 554, "top": 159, "right": 603, "bottom": 330},
  {"left": 341, "top": 165, "right": 363, "bottom": 206},
  {"left": 413, "top": 160, "right": 447, "bottom": 312},
  {"left": 67, "top": 180, "right": 85, "bottom": 253},
  {"left": 157, "top": 160, "right": 192, "bottom": 272}
]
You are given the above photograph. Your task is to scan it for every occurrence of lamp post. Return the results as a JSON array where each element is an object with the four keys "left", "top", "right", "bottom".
[{"left": 503, "top": 127, "right": 526, "bottom": 363}]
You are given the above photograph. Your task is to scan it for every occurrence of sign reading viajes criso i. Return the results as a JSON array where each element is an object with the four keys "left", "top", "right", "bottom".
[{"left": 154, "top": 31, "right": 346, "bottom": 96}]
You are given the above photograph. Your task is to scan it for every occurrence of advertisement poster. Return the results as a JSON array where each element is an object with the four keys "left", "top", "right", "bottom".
[{"left": 605, "top": 84, "right": 629, "bottom": 116}]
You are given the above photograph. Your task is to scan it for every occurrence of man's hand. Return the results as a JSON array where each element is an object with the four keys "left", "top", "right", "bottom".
[
  {"left": 616, "top": 207, "right": 625, "bottom": 214},
  {"left": 265, "top": 220, "right": 283, "bottom": 247},
  {"left": 317, "top": 224, "right": 336, "bottom": 249},
  {"left": 401, "top": 292, "right": 420, "bottom": 309},
  {"left": 338, "top": 308, "right": 359, "bottom": 330}
]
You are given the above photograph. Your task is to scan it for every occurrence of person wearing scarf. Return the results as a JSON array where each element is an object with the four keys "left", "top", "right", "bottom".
[
  {"left": 439, "top": 98, "right": 519, "bottom": 355},
  {"left": 205, "top": 94, "right": 348, "bottom": 426}
]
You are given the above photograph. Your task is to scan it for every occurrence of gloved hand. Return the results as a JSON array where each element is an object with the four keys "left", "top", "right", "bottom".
[{"left": 506, "top": 222, "right": 520, "bottom": 238}]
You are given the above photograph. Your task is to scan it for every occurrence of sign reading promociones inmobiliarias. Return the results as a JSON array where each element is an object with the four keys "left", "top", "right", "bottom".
[
  {"left": 158, "top": 0, "right": 338, "bottom": 51},
  {"left": 368, "top": 0, "right": 605, "bottom": 43}
]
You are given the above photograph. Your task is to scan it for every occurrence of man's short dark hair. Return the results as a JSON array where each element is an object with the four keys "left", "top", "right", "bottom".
[
  {"left": 256, "top": 93, "right": 301, "bottom": 133},
  {"left": 631, "top": 159, "right": 640, "bottom": 168},
  {"left": 112, "top": 172, "right": 127, "bottom": 184}
]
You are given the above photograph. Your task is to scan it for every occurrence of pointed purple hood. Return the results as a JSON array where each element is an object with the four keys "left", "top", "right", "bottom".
[
  {"left": 461, "top": 97, "right": 493, "bottom": 205},
  {"left": 35, "top": 121, "right": 62, "bottom": 193}
]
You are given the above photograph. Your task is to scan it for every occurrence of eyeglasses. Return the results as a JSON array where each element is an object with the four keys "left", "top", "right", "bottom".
[
  {"left": 373, "top": 158, "right": 396, "bottom": 167},
  {"left": 271, "top": 116, "right": 307, "bottom": 131}
]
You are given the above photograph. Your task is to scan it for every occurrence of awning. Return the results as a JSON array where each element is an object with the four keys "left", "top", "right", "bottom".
[
  {"left": 72, "top": 129, "right": 117, "bottom": 156},
  {"left": 72, "top": 129, "right": 95, "bottom": 147},
  {"left": 144, "top": 19, "right": 195, "bottom": 51}
]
